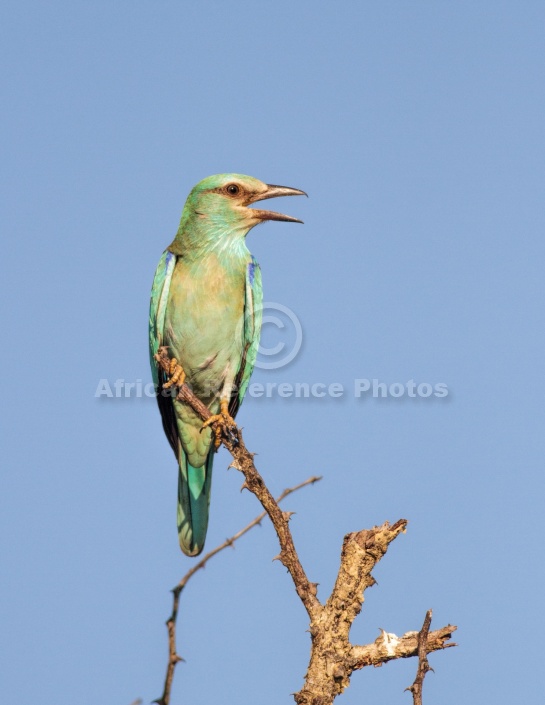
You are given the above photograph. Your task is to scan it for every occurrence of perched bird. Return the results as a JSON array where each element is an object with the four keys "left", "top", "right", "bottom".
[{"left": 149, "top": 174, "right": 306, "bottom": 556}]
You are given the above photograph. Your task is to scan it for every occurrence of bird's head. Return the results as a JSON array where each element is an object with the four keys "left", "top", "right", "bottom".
[{"left": 170, "top": 174, "right": 306, "bottom": 255}]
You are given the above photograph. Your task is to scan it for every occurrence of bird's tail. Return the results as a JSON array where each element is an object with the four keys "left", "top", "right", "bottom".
[{"left": 177, "top": 447, "right": 214, "bottom": 556}]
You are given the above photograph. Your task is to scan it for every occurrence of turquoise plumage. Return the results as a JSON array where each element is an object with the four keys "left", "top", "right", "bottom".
[{"left": 149, "top": 174, "right": 305, "bottom": 556}]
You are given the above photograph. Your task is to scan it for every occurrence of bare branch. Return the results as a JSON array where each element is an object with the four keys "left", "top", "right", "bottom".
[
  {"left": 153, "top": 349, "right": 457, "bottom": 705},
  {"left": 404, "top": 610, "right": 446, "bottom": 705},
  {"left": 223, "top": 431, "right": 323, "bottom": 618},
  {"left": 351, "top": 624, "right": 457, "bottom": 669}
]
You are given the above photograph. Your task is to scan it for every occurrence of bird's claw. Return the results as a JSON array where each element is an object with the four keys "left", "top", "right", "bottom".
[
  {"left": 201, "top": 400, "right": 237, "bottom": 449},
  {"left": 160, "top": 357, "right": 186, "bottom": 389}
]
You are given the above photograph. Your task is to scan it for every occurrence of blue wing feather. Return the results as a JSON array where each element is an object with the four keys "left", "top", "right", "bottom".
[
  {"left": 236, "top": 256, "right": 263, "bottom": 406},
  {"left": 149, "top": 250, "right": 176, "bottom": 386}
]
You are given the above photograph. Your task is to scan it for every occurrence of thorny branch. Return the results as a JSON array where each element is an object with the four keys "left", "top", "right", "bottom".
[
  {"left": 154, "top": 348, "right": 457, "bottom": 704},
  {"left": 405, "top": 610, "right": 436, "bottom": 705},
  {"left": 155, "top": 475, "right": 322, "bottom": 705}
]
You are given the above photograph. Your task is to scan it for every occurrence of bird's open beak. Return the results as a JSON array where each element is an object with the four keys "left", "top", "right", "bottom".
[{"left": 248, "top": 184, "right": 307, "bottom": 223}]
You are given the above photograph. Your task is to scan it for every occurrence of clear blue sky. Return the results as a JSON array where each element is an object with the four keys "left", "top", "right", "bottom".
[{"left": 2, "top": 2, "right": 544, "bottom": 703}]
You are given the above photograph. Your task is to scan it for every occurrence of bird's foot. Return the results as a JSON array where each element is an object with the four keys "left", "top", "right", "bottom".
[
  {"left": 158, "top": 356, "right": 186, "bottom": 389},
  {"left": 201, "top": 399, "right": 237, "bottom": 449}
]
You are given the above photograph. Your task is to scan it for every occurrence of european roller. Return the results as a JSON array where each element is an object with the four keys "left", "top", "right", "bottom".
[{"left": 149, "top": 174, "right": 306, "bottom": 556}]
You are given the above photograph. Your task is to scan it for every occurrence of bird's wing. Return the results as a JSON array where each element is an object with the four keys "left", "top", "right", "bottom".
[
  {"left": 149, "top": 249, "right": 179, "bottom": 454},
  {"left": 230, "top": 256, "right": 263, "bottom": 417}
]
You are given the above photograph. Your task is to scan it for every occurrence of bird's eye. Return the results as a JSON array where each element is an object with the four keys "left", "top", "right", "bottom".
[{"left": 226, "top": 183, "right": 240, "bottom": 196}]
